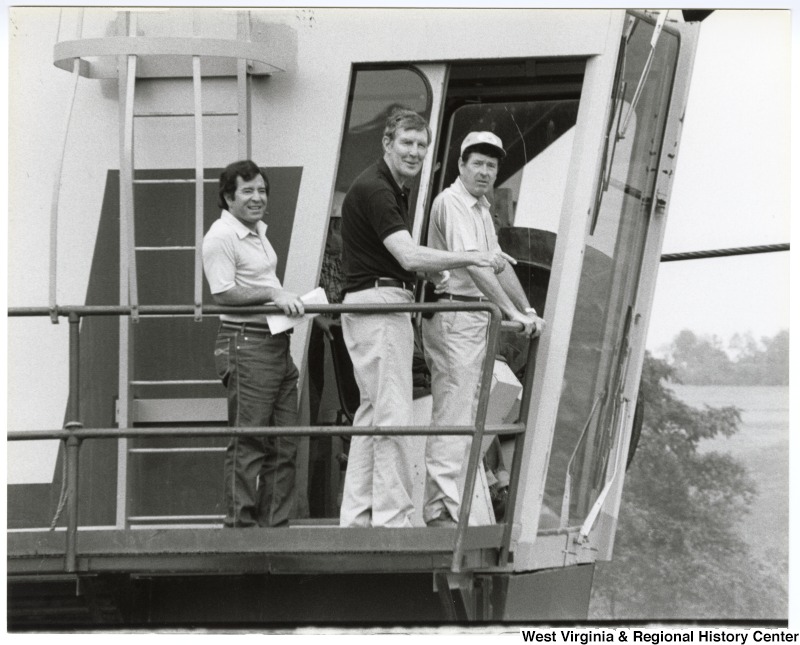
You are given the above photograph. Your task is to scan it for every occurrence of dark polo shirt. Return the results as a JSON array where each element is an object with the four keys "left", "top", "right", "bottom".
[{"left": 341, "top": 158, "right": 415, "bottom": 295}]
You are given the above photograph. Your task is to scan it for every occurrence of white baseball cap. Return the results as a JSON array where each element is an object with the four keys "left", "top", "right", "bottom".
[{"left": 460, "top": 131, "right": 506, "bottom": 158}]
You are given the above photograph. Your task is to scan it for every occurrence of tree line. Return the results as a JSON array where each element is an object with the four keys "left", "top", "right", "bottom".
[
  {"left": 664, "top": 329, "right": 789, "bottom": 386},
  {"left": 590, "top": 354, "right": 786, "bottom": 619}
]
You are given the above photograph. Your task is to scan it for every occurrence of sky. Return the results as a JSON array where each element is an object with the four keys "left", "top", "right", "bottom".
[{"left": 646, "top": 9, "right": 792, "bottom": 356}]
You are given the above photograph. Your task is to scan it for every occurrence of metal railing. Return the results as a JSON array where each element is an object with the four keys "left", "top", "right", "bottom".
[{"left": 8, "top": 301, "right": 537, "bottom": 575}]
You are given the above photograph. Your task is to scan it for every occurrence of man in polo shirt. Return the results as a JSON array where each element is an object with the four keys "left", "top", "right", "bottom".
[
  {"left": 421, "top": 131, "right": 543, "bottom": 527},
  {"left": 339, "top": 109, "right": 515, "bottom": 528},
  {"left": 202, "top": 159, "right": 305, "bottom": 528}
]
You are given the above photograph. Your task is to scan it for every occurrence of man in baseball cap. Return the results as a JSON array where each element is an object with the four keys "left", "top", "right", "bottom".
[{"left": 421, "top": 131, "right": 543, "bottom": 527}]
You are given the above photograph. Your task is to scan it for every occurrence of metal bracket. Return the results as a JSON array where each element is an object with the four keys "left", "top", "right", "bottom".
[{"left": 655, "top": 187, "right": 669, "bottom": 211}]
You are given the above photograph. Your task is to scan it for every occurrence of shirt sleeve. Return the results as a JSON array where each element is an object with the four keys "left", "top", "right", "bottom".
[
  {"left": 367, "top": 187, "right": 409, "bottom": 241},
  {"left": 202, "top": 231, "right": 237, "bottom": 294}
]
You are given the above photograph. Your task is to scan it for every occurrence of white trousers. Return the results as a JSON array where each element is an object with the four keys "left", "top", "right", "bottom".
[
  {"left": 339, "top": 286, "right": 415, "bottom": 527},
  {"left": 421, "top": 310, "right": 488, "bottom": 523}
]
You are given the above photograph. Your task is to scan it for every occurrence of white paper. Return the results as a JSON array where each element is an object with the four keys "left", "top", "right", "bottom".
[{"left": 265, "top": 286, "right": 328, "bottom": 334}]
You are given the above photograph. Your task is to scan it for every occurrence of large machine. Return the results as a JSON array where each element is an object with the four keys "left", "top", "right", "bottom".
[{"left": 7, "top": 7, "right": 701, "bottom": 627}]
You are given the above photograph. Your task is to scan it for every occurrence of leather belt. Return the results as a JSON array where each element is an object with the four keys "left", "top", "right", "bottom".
[
  {"left": 351, "top": 278, "right": 416, "bottom": 294},
  {"left": 220, "top": 322, "right": 287, "bottom": 336},
  {"left": 437, "top": 293, "right": 488, "bottom": 302}
]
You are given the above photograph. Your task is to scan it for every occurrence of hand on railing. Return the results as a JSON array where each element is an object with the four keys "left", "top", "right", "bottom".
[
  {"left": 507, "top": 309, "right": 544, "bottom": 338},
  {"left": 272, "top": 289, "right": 305, "bottom": 317}
]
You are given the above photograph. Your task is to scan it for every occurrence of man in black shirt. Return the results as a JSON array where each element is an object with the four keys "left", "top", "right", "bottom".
[{"left": 338, "top": 109, "right": 513, "bottom": 527}]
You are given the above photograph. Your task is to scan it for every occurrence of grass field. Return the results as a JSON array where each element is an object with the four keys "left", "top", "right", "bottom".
[{"left": 670, "top": 384, "right": 789, "bottom": 564}]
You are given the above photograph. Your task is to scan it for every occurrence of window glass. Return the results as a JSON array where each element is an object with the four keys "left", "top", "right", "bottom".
[
  {"left": 334, "top": 68, "right": 431, "bottom": 194},
  {"left": 441, "top": 100, "right": 579, "bottom": 372},
  {"left": 440, "top": 100, "right": 579, "bottom": 233},
  {"left": 539, "top": 17, "right": 680, "bottom": 530}
]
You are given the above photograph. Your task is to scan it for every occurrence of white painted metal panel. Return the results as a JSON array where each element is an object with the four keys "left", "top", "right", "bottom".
[{"left": 510, "top": 12, "right": 626, "bottom": 572}]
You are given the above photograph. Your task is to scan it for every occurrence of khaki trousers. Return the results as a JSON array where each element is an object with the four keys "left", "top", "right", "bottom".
[
  {"left": 421, "top": 310, "right": 488, "bottom": 523},
  {"left": 340, "top": 286, "right": 416, "bottom": 527}
]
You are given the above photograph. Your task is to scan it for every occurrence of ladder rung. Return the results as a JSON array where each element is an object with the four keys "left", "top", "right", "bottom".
[
  {"left": 135, "top": 246, "right": 195, "bottom": 251},
  {"left": 8, "top": 526, "right": 118, "bottom": 533},
  {"left": 134, "top": 111, "right": 237, "bottom": 118},
  {"left": 131, "top": 380, "right": 220, "bottom": 386},
  {"left": 133, "top": 178, "right": 217, "bottom": 185},
  {"left": 129, "top": 314, "right": 214, "bottom": 319},
  {"left": 129, "top": 447, "right": 225, "bottom": 454},
  {"left": 129, "top": 523, "right": 224, "bottom": 529},
  {"left": 128, "top": 515, "right": 225, "bottom": 522}
]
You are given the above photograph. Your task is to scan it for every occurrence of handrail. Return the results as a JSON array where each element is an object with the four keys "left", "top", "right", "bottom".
[
  {"left": 8, "top": 424, "right": 523, "bottom": 442},
  {"left": 121, "top": 53, "right": 140, "bottom": 321},
  {"left": 48, "top": 10, "right": 84, "bottom": 323},
  {"left": 497, "top": 334, "right": 539, "bottom": 567},
  {"left": 8, "top": 301, "right": 529, "bottom": 576},
  {"left": 451, "top": 301, "right": 503, "bottom": 572},
  {"left": 54, "top": 36, "right": 289, "bottom": 78},
  {"left": 9, "top": 302, "right": 507, "bottom": 318},
  {"left": 49, "top": 57, "right": 81, "bottom": 322},
  {"left": 192, "top": 55, "right": 205, "bottom": 322}
]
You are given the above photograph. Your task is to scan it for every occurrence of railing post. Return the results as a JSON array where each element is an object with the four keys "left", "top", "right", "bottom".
[
  {"left": 65, "top": 311, "right": 82, "bottom": 572},
  {"left": 451, "top": 305, "right": 502, "bottom": 573},
  {"left": 498, "top": 336, "right": 539, "bottom": 567},
  {"left": 67, "top": 312, "right": 81, "bottom": 424},
  {"left": 64, "top": 433, "right": 81, "bottom": 572}
]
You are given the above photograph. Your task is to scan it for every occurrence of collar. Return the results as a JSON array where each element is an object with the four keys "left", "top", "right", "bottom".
[
  {"left": 220, "top": 210, "right": 268, "bottom": 239},
  {"left": 378, "top": 158, "right": 410, "bottom": 198},
  {"left": 453, "top": 177, "right": 490, "bottom": 211}
]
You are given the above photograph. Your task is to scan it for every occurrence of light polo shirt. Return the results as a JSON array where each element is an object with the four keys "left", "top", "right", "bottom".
[
  {"left": 426, "top": 177, "right": 501, "bottom": 298},
  {"left": 202, "top": 210, "right": 283, "bottom": 323}
]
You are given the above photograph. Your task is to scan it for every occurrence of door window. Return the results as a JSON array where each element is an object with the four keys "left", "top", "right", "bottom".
[
  {"left": 334, "top": 67, "right": 432, "bottom": 196},
  {"left": 540, "top": 15, "right": 681, "bottom": 531}
]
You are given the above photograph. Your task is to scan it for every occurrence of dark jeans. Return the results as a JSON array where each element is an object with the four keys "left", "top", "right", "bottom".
[{"left": 214, "top": 326, "right": 300, "bottom": 527}]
